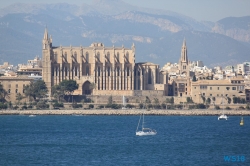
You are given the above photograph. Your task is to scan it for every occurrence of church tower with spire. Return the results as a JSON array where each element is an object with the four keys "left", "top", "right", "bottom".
[
  {"left": 42, "top": 27, "right": 53, "bottom": 96},
  {"left": 179, "top": 38, "right": 189, "bottom": 77}
]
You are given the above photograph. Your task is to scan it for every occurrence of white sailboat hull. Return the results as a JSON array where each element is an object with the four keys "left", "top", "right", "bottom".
[
  {"left": 218, "top": 114, "right": 228, "bottom": 120},
  {"left": 136, "top": 131, "right": 157, "bottom": 136}
]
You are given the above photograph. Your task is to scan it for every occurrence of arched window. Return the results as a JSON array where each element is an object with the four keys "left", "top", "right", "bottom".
[
  {"left": 74, "top": 52, "right": 77, "bottom": 60},
  {"left": 117, "top": 67, "right": 120, "bottom": 76},
  {"left": 86, "top": 52, "right": 89, "bottom": 63},
  {"left": 148, "top": 68, "right": 152, "bottom": 84},
  {"left": 56, "top": 67, "right": 58, "bottom": 76},
  {"left": 75, "top": 66, "right": 78, "bottom": 76},
  {"left": 96, "top": 52, "right": 100, "bottom": 61},
  {"left": 108, "top": 67, "right": 110, "bottom": 76},
  {"left": 107, "top": 52, "right": 110, "bottom": 61},
  {"left": 65, "top": 67, "right": 67, "bottom": 76},
  {"left": 54, "top": 52, "right": 57, "bottom": 61},
  {"left": 98, "top": 66, "right": 101, "bottom": 76},
  {"left": 64, "top": 52, "right": 67, "bottom": 61},
  {"left": 86, "top": 66, "right": 89, "bottom": 75},
  {"left": 8, "top": 89, "right": 10, "bottom": 93},
  {"left": 15, "top": 89, "right": 18, "bottom": 93},
  {"left": 127, "top": 67, "right": 130, "bottom": 76},
  {"left": 126, "top": 52, "right": 129, "bottom": 60},
  {"left": 117, "top": 52, "right": 120, "bottom": 62}
]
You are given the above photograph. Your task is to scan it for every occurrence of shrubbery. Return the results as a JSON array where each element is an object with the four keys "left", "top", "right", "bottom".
[
  {"left": 0, "top": 102, "right": 7, "bottom": 109},
  {"left": 105, "top": 104, "right": 122, "bottom": 109},
  {"left": 72, "top": 103, "right": 82, "bottom": 108},
  {"left": 53, "top": 102, "right": 64, "bottom": 108}
]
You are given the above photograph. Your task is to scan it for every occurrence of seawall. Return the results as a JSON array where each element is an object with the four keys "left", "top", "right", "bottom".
[{"left": 0, "top": 109, "right": 250, "bottom": 116}]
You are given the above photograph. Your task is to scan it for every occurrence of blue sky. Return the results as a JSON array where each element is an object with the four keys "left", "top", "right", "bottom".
[{"left": 1, "top": 0, "right": 250, "bottom": 22}]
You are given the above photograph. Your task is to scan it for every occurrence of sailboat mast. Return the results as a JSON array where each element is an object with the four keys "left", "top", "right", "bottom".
[{"left": 142, "top": 109, "right": 145, "bottom": 130}]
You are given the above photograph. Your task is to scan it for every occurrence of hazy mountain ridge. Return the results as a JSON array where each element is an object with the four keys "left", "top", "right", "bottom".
[
  {"left": 0, "top": 2, "right": 250, "bottom": 67},
  {"left": 212, "top": 16, "right": 250, "bottom": 42}
]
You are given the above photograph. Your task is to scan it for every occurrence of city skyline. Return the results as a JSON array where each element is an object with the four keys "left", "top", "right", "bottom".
[{"left": 0, "top": 0, "right": 250, "bottom": 22}]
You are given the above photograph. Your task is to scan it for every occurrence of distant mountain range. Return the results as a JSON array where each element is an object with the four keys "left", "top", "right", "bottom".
[{"left": 0, "top": 0, "right": 250, "bottom": 67}]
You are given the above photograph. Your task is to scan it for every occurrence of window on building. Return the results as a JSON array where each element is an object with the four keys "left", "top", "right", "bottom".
[
  {"left": 98, "top": 66, "right": 101, "bottom": 76},
  {"left": 64, "top": 52, "right": 67, "bottom": 61},
  {"left": 210, "top": 94, "right": 212, "bottom": 96},
  {"left": 74, "top": 66, "right": 77, "bottom": 76},
  {"left": 226, "top": 87, "right": 230, "bottom": 90},
  {"left": 107, "top": 52, "right": 110, "bottom": 61},
  {"left": 16, "top": 84, "right": 18, "bottom": 88},
  {"left": 217, "top": 87, "right": 219, "bottom": 90},
  {"left": 65, "top": 67, "right": 67, "bottom": 76},
  {"left": 210, "top": 87, "right": 212, "bottom": 90},
  {"left": 203, "top": 93, "right": 205, "bottom": 96},
  {"left": 117, "top": 67, "right": 120, "bottom": 76},
  {"left": 86, "top": 52, "right": 89, "bottom": 63},
  {"left": 8, "top": 89, "right": 10, "bottom": 93},
  {"left": 127, "top": 67, "right": 130, "bottom": 76},
  {"left": 96, "top": 52, "right": 100, "bottom": 61},
  {"left": 117, "top": 52, "right": 120, "bottom": 62},
  {"left": 86, "top": 66, "right": 89, "bottom": 75},
  {"left": 126, "top": 52, "right": 129, "bottom": 61},
  {"left": 54, "top": 52, "right": 57, "bottom": 61},
  {"left": 148, "top": 68, "right": 152, "bottom": 84},
  {"left": 15, "top": 89, "right": 18, "bottom": 93},
  {"left": 232, "top": 87, "right": 236, "bottom": 90},
  {"left": 74, "top": 52, "right": 77, "bottom": 60},
  {"left": 108, "top": 67, "right": 110, "bottom": 76}
]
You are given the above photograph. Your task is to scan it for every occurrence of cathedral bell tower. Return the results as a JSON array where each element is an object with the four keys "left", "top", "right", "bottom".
[
  {"left": 42, "top": 27, "right": 53, "bottom": 97},
  {"left": 179, "top": 38, "right": 189, "bottom": 76}
]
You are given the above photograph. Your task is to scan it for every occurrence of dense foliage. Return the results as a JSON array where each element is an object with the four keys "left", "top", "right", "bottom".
[{"left": 24, "top": 80, "right": 48, "bottom": 101}]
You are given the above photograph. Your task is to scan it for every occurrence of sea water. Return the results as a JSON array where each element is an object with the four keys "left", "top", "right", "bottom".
[{"left": 0, "top": 115, "right": 249, "bottom": 165}]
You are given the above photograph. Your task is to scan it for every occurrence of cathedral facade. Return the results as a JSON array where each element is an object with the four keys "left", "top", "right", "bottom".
[{"left": 42, "top": 28, "right": 168, "bottom": 97}]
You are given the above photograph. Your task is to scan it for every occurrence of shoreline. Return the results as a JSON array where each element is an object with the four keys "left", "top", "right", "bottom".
[{"left": 0, "top": 109, "right": 250, "bottom": 116}]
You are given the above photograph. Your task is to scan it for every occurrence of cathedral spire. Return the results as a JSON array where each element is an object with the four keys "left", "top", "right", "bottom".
[
  {"left": 43, "top": 27, "right": 48, "bottom": 40},
  {"left": 182, "top": 38, "right": 186, "bottom": 47},
  {"left": 181, "top": 38, "right": 188, "bottom": 63}
]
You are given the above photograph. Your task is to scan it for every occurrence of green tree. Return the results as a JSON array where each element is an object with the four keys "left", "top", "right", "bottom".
[
  {"left": 170, "top": 97, "right": 174, "bottom": 104},
  {"left": 145, "top": 96, "right": 151, "bottom": 103},
  {"left": 0, "top": 83, "right": 8, "bottom": 102},
  {"left": 52, "top": 85, "right": 64, "bottom": 102},
  {"left": 186, "top": 97, "right": 193, "bottom": 103},
  {"left": 24, "top": 80, "right": 48, "bottom": 101},
  {"left": 233, "top": 97, "right": 237, "bottom": 104},
  {"left": 227, "top": 97, "right": 231, "bottom": 104},
  {"left": 206, "top": 98, "right": 211, "bottom": 104},
  {"left": 212, "top": 97, "right": 216, "bottom": 102},
  {"left": 201, "top": 96, "right": 206, "bottom": 103},
  {"left": 59, "top": 80, "right": 79, "bottom": 95},
  {"left": 153, "top": 98, "right": 159, "bottom": 104},
  {"left": 16, "top": 93, "right": 24, "bottom": 105},
  {"left": 89, "top": 82, "right": 96, "bottom": 93}
]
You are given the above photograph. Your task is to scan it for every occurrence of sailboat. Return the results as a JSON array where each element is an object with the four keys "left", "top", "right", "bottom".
[
  {"left": 240, "top": 117, "right": 244, "bottom": 126},
  {"left": 218, "top": 92, "right": 228, "bottom": 120},
  {"left": 136, "top": 106, "right": 157, "bottom": 136}
]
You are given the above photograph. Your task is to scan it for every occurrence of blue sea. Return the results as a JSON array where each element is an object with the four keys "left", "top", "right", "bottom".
[{"left": 0, "top": 115, "right": 249, "bottom": 166}]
